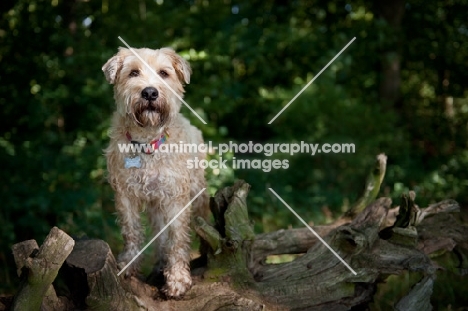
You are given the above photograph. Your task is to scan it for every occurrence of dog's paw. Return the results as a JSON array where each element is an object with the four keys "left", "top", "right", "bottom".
[{"left": 163, "top": 265, "right": 192, "bottom": 298}]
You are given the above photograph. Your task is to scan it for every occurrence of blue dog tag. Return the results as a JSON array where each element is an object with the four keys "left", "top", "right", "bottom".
[{"left": 124, "top": 156, "right": 141, "bottom": 169}]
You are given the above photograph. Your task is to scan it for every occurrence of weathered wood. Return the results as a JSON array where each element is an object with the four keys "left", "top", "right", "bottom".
[
  {"left": 64, "top": 239, "right": 141, "bottom": 310},
  {"left": 195, "top": 179, "right": 461, "bottom": 310},
  {"left": 252, "top": 153, "right": 388, "bottom": 268},
  {"left": 153, "top": 282, "right": 267, "bottom": 311},
  {"left": 11, "top": 227, "right": 74, "bottom": 311},
  {"left": 194, "top": 216, "right": 222, "bottom": 255},
  {"left": 255, "top": 198, "right": 392, "bottom": 309},
  {"left": 415, "top": 199, "right": 460, "bottom": 225},
  {"left": 200, "top": 181, "right": 257, "bottom": 288},
  {"left": 5, "top": 154, "right": 468, "bottom": 310},
  {"left": 345, "top": 153, "right": 387, "bottom": 218},
  {"left": 63, "top": 237, "right": 268, "bottom": 310},
  {"left": 11, "top": 239, "right": 38, "bottom": 277},
  {"left": 417, "top": 212, "right": 467, "bottom": 256},
  {"left": 11, "top": 239, "right": 71, "bottom": 310},
  {"left": 395, "top": 275, "right": 434, "bottom": 311}
]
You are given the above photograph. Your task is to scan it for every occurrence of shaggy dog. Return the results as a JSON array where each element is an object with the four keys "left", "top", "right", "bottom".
[{"left": 102, "top": 47, "right": 208, "bottom": 298}]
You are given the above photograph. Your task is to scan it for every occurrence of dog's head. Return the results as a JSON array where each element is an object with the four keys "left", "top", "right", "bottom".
[{"left": 102, "top": 47, "right": 191, "bottom": 128}]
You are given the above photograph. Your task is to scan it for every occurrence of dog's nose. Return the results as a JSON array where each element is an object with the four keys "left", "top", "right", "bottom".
[{"left": 141, "top": 87, "right": 158, "bottom": 101}]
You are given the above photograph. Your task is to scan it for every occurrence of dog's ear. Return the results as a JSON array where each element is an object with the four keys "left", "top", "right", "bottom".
[
  {"left": 161, "top": 48, "right": 192, "bottom": 85},
  {"left": 102, "top": 48, "right": 129, "bottom": 84}
]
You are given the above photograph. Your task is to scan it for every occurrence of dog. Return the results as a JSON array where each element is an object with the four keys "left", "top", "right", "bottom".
[{"left": 102, "top": 47, "right": 208, "bottom": 298}]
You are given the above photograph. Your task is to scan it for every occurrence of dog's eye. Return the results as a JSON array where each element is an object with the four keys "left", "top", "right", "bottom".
[
  {"left": 129, "top": 70, "right": 140, "bottom": 77},
  {"left": 158, "top": 70, "right": 169, "bottom": 78}
]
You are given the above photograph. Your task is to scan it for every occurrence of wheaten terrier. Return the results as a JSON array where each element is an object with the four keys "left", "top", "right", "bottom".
[{"left": 102, "top": 47, "right": 208, "bottom": 298}]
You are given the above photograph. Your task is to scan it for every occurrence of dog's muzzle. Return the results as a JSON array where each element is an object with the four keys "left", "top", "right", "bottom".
[{"left": 132, "top": 86, "right": 169, "bottom": 127}]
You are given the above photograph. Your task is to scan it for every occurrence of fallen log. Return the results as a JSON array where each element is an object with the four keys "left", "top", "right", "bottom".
[
  {"left": 11, "top": 227, "right": 74, "bottom": 311},
  {"left": 3, "top": 154, "right": 467, "bottom": 310}
]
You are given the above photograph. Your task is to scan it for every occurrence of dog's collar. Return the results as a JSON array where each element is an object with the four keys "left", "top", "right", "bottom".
[{"left": 125, "top": 130, "right": 169, "bottom": 154}]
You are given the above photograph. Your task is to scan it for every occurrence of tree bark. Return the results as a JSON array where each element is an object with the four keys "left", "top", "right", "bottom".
[
  {"left": 4, "top": 155, "right": 468, "bottom": 310},
  {"left": 11, "top": 227, "right": 74, "bottom": 311},
  {"left": 63, "top": 239, "right": 141, "bottom": 310}
]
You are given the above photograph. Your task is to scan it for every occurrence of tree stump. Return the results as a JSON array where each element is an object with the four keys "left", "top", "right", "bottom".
[
  {"left": 11, "top": 227, "right": 74, "bottom": 311},
  {"left": 4, "top": 154, "right": 467, "bottom": 310}
]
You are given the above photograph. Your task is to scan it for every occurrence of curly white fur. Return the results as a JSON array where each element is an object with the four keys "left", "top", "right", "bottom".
[{"left": 102, "top": 47, "right": 208, "bottom": 298}]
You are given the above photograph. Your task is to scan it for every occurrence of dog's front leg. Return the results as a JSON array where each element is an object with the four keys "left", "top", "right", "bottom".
[
  {"left": 115, "top": 192, "right": 144, "bottom": 276},
  {"left": 161, "top": 197, "right": 193, "bottom": 298}
]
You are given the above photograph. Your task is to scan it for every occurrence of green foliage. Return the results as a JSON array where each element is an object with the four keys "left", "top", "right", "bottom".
[{"left": 1, "top": 0, "right": 468, "bottom": 306}]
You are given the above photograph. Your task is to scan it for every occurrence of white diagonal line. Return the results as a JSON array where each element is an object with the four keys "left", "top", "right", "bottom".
[
  {"left": 117, "top": 188, "right": 206, "bottom": 276},
  {"left": 117, "top": 36, "right": 207, "bottom": 125},
  {"left": 268, "top": 37, "right": 356, "bottom": 124},
  {"left": 268, "top": 188, "right": 357, "bottom": 275}
]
